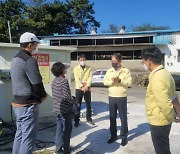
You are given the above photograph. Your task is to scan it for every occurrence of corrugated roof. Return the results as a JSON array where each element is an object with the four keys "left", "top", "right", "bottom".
[{"left": 39, "top": 29, "right": 180, "bottom": 39}]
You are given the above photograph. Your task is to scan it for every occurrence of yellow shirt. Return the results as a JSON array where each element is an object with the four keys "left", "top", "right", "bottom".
[
  {"left": 103, "top": 67, "right": 132, "bottom": 97},
  {"left": 146, "top": 65, "right": 175, "bottom": 126},
  {"left": 74, "top": 65, "right": 92, "bottom": 89}
]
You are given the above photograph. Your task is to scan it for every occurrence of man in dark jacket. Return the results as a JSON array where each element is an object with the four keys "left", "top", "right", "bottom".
[{"left": 11, "top": 32, "right": 47, "bottom": 154}]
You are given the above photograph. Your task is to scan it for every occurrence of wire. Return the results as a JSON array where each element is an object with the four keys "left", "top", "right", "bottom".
[{"left": 0, "top": 105, "right": 56, "bottom": 148}]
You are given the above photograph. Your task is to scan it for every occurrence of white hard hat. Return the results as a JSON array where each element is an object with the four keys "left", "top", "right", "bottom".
[{"left": 20, "top": 32, "right": 40, "bottom": 43}]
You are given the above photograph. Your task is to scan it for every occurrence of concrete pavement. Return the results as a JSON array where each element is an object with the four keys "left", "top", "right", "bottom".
[
  {"left": 1, "top": 86, "right": 180, "bottom": 154},
  {"left": 36, "top": 86, "right": 180, "bottom": 154}
]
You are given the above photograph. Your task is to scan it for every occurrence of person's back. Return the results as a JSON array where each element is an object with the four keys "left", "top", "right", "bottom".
[
  {"left": 11, "top": 32, "right": 46, "bottom": 154},
  {"left": 11, "top": 50, "right": 42, "bottom": 102}
]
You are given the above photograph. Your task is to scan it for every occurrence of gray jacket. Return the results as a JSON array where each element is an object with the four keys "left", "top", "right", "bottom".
[{"left": 10, "top": 49, "right": 47, "bottom": 104}]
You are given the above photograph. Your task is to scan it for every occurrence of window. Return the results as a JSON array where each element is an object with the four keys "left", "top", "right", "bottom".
[
  {"left": 78, "top": 39, "right": 95, "bottom": 46},
  {"left": 60, "top": 39, "right": 70, "bottom": 46},
  {"left": 93, "top": 71, "right": 101, "bottom": 75},
  {"left": 96, "top": 51, "right": 112, "bottom": 60},
  {"left": 96, "top": 39, "right": 113, "bottom": 45},
  {"left": 102, "top": 71, "right": 107, "bottom": 75},
  {"left": 78, "top": 51, "right": 94, "bottom": 60},
  {"left": 71, "top": 52, "right": 78, "bottom": 60},
  {"left": 134, "top": 50, "right": 142, "bottom": 59},
  {"left": 50, "top": 40, "right": 59, "bottom": 46}
]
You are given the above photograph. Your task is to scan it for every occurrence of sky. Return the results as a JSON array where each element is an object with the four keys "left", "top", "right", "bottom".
[
  {"left": 23, "top": 0, "right": 180, "bottom": 33},
  {"left": 89, "top": 0, "right": 180, "bottom": 33}
]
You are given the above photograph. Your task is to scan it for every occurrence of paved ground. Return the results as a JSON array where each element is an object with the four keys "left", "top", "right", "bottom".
[{"left": 1, "top": 86, "right": 180, "bottom": 154}]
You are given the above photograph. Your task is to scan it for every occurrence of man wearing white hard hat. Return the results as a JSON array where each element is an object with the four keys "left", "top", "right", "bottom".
[{"left": 10, "top": 32, "right": 47, "bottom": 154}]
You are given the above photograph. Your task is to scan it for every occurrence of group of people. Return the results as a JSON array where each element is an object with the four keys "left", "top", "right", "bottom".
[{"left": 10, "top": 32, "right": 179, "bottom": 154}]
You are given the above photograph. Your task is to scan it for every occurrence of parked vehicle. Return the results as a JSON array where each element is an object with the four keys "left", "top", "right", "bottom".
[
  {"left": 144, "top": 74, "right": 180, "bottom": 91},
  {"left": 172, "top": 74, "right": 180, "bottom": 90},
  {"left": 91, "top": 70, "right": 107, "bottom": 87}
]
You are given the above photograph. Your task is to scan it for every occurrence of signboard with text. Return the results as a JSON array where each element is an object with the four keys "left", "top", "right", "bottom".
[{"left": 33, "top": 54, "right": 50, "bottom": 84}]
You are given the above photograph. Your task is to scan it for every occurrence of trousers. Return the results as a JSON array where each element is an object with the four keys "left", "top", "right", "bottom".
[
  {"left": 74, "top": 89, "right": 92, "bottom": 123},
  {"left": 109, "top": 97, "right": 128, "bottom": 138},
  {"left": 150, "top": 123, "right": 172, "bottom": 154},
  {"left": 55, "top": 113, "right": 72, "bottom": 154},
  {"left": 12, "top": 104, "right": 39, "bottom": 154}
]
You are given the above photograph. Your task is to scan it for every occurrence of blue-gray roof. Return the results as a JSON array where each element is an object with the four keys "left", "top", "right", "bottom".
[{"left": 51, "top": 29, "right": 180, "bottom": 37}]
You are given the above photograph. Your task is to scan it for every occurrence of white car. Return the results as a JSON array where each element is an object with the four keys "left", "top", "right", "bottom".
[{"left": 91, "top": 70, "right": 107, "bottom": 87}]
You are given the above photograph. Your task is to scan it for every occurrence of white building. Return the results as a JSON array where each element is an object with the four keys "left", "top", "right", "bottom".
[{"left": 40, "top": 29, "right": 180, "bottom": 73}]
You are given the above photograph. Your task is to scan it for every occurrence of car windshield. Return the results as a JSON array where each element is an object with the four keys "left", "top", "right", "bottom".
[
  {"left": 102, "top": 71, "right": 107, "bottom": 75},
  {"left": 93, "top": 71, "right": 101, "bottom": 75}
]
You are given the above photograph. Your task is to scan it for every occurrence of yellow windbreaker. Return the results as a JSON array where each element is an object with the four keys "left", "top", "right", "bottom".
[
  {"left": 146, "top": 65, "right": 175, "bottom": 126},
  {"left": 73, "top": 65, "right": 92, "bottom": 89},
  {"left": 103, "top": 67, "right": 132, "bottom": 97}
]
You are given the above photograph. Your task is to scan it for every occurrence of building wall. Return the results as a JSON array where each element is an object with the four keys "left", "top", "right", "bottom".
[
  {"left": 158, "top": 43, "right": 180, "bottom": 73},
  {"left": 71, "top": 59, "right": 143, "bottom": 71}
]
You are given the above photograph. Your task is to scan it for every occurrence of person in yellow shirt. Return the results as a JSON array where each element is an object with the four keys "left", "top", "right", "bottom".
[
  {"left": 142, "top": 47, "right": 176, "bottom": 154},
  {"left": 74, "top": 54, "right": 95, "bottom": 127},
  {"left": 103, "top": 53, "right": 132, "bottom": 145}
]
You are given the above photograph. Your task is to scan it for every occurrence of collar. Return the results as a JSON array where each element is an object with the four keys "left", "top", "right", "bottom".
[
  {"left": 20, "top": 49, "right": 32, "bottom": 57},
  {"left": 109, "top": 67, "right": 123, "bottom": 73},
  {"left": 78, "top": 64, "right": 87, "bottom": 70},
  {"left": 149, "top": 65, "right": 164, "bottom": 79}
]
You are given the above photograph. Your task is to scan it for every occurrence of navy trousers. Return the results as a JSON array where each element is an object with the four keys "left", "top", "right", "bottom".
[{"left": 109, "top": 97, "right": 128, "bottom": 138}]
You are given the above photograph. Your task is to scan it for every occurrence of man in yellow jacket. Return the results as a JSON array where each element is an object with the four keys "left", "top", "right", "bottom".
[
  {"left": 103, "top": 53, "right": 132, "bottom": 146},
  {"left": 142, "top": 47, "right": 176, "bottom": 154},
  {"left": 74, "top": 54, "right": 95, "bottom": 127}
]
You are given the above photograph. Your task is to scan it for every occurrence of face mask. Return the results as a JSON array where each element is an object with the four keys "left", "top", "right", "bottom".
[
  {"left": 32, "top": 47, "right": 38, "bottom": 54},
  {"left": 80, "top": 61, "right": 86, "bottom": 67},
  {"left": 112, "top": 63, "right": 118, "bottom": 69},
  {"left": 143, "top": 64, "right": 149, "bottom": 71}
]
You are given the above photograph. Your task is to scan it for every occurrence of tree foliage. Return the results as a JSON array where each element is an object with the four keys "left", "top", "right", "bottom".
[
  {"left": 0, "top": 0, "right": 100, "bottom": 43},
  {"left": 102, "top": 24, "right": 118, "bottom": 33},
  {"left": 131, "top": 23, "right": 170, "bottom": 32},
  {"left": 0, "top": 0, "right": 26, "bottom": 42},
  {"left": 66, "top": 0, "right": 100, "bottom": 34}
]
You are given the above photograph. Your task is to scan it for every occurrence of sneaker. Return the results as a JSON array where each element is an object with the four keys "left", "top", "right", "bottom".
[
  {"left": 121, "top": 138, "right": 128, "bottom": 146},
  {"left": 107, "top": 136, "right": 118, "bottom": 144},
  {"left": 87, "top": 120, "right": 95, "bottom": 126}
]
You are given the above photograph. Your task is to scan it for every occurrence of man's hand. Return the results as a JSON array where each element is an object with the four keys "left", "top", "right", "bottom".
[
  {"left": 112, "top": 77, "right": 121, "bottom": 83},
  {"left": 81, "top": 86, "right": 89, "bottom": 92}
]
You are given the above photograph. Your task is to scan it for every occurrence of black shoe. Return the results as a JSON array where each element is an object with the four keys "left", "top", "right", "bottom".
[
  {"left": 74, "top": 122, "right": 79, "bottom": 127},
  {"left": 55, "top": 147, "right": 64, "bottom": 154},
  {"left": 87, "top": 120, "right": 95, "bottom": 126},
  {"left": 107, "top": 136, "right": 118, "bottom": 144},
  {"left": 121, "top": 138, "right": 128, "bottom": 146}
]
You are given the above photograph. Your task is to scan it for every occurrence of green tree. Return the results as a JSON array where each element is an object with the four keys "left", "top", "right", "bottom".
[
  {"left": 102, "top": 24, "right": 118, "bottom": 33},
  {"left": 131, "top": 23, "right": 170, "bottom": 31},
  {"left": 26, "top": 1, "right": 74, "bottom": 35},
  {"left": 66, "top": 0, "right": 100, "bottom": 34},
  {"left": 26, "top": 0, "right": 46, "bottom": 7},
  {"left": 0, "top": 0, "right": 27, "bottom": 43}
]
